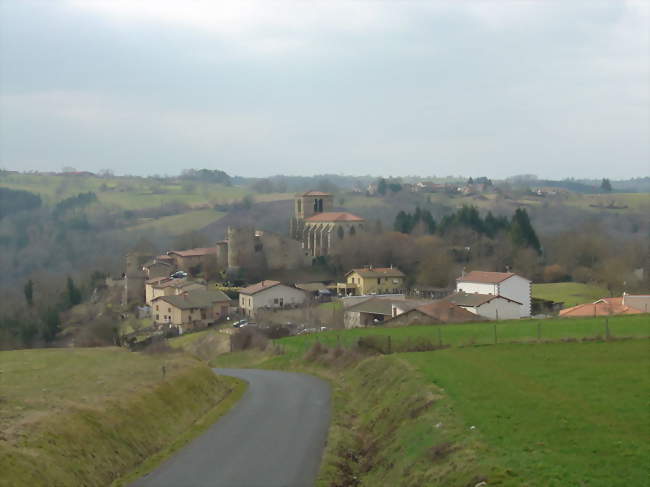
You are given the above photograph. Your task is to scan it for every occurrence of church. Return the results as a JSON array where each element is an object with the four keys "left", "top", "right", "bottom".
[{"left": 289, "top": 191, "right": 365, "bottom": 257}]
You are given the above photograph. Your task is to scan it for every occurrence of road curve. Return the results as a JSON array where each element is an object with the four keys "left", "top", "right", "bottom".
[{"left": 131, "top": 368, "right": 331, "bottom": 487}]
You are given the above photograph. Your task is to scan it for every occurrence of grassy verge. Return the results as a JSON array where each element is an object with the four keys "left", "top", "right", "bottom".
[
  {"left": 212, "top": 321, "right": 650, "bottom": 486},
  {"left": 532, "top": 282, "right": 609, "bottom": 307},
  {"left": 0, "top": 347, "right": 244, "bottom": 487}
]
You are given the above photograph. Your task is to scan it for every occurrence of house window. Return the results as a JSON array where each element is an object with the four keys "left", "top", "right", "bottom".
[
  {"left": 377, "top": 278, "right": 381, "bottom": 284},
  {"left": 156, "top": 314, "right": 159, "bottom": 320},
  {"left": 156, "top": 305, "right": 159, "bottom": 311},
  {"left": 274, "top": 298, "right": 279, "bottom": 304},
  {"left": 168, "top": 307, "right": 171, "bottom": 313}
]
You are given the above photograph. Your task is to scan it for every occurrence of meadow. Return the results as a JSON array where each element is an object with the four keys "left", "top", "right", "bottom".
[
  {"left": 271, "top": 314, "right": 650, "bottom": 357},
  {"left": 403, "top": 340, "right": 650, "bottom": 486},
  {"left": 532, "top": 282, "right": 609, "bottom": 307}
]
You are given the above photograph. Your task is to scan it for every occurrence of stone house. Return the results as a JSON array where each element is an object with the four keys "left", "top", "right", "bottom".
[
  {"left": 456, "top": 270, "right": 531, "bottom": 317},
  {"left": 343, "top": 266, "right": 406, "bottom": 296},
  {"left": 383, "top": 300, "right": 481, "bottom": 326},
  {"left": 344, "top": 297, "right": 429, "bottom": 328},
  {"left": 152, "top": 289, "right": 231, "bottom": 330},
  {"left": 238, "top": 280, "right": 308, "bottom": 318},
  {"left": 145, "top": 278, "right": 207, "bottom": 305},
  {"left": 167, "top": 247, "right": 218, "bottom": 272},
  {"left": 447, "top": 292, "right": 522, "bottom": 320}
]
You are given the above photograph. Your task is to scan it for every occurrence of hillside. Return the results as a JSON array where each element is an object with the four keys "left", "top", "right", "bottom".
[{"left": 0, "top": 347, "right": 244, "bottom": 487}]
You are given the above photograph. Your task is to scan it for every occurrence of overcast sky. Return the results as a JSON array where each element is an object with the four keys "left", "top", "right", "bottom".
[{"left": 0, "top": 1, "right": 648, "bottom": 178}]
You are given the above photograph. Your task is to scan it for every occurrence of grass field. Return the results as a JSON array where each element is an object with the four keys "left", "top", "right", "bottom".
[
  {"left": 403, "top": 340, "right": 650, "bottom": 486},
  {"left": 0, "top": 347, "right": 242, "bottom": 486},
  {"left": 268, "top": 314, "right": 649, "bottom": 358},
  {"left": 128, "top": 208, "right": 225, "bottom": 234},
  {"left": 532, "top": 282, "right": 609, "bottom": 307}
]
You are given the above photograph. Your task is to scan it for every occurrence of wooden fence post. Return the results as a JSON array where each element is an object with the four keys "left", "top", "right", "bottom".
[
  {"left": 537, "top": 322, "right": 541, "bottom": 342},
  {"left": 437, "top": 327, "right": 442, "bottom": 348},
  {"left": 387, "top": 335, "right": 392, "bottom": 354},
  {"left": 605, "top": 317, "right": 610, "bottom": 339},
  {"left": 493, "top": 324, "right": 497, "bottom": 344}
]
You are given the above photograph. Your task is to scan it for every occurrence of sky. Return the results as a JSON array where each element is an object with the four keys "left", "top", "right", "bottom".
[{"left": 0, "top": 1, "right": 648, "bottom": 179}]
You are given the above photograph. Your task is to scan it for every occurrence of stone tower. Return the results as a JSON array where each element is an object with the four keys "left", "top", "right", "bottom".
[
  {"left": 290, "top": 191, "right": 334, "bottom": 240},
  {"left": 227, "top": 226, "right": 256, "bottom": 271}
]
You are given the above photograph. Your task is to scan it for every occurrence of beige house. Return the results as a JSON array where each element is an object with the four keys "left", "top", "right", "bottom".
[
  {"left": 239, "top": 280, "right": 308, "bottom": 318},
  {"left": 342, "top": 266, "right": 406, "bottom": 296},
  {"left": 152, "top": 289, "right": 231, "bottom": 330},
  {"left": 145, "top": 278, "right": 207, "bottom": 305}
]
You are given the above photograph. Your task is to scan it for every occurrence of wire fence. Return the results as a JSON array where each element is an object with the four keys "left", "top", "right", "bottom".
[{"left": 275, "top": 316, "right": 650, "bottom": 356}]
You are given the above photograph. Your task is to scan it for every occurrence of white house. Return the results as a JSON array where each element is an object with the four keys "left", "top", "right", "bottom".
[
  {"left": 447, "top": 293, "right": 522, "bottom": 320},
  {"left": 456, "top": 271, "right": 531, "bottom": 317},
  {"left": 239, "top": 280, "right": 308, "bottom": 318}
]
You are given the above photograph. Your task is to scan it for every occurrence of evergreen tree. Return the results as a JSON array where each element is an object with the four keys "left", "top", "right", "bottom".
[
  {"left": 41, "top": 308, "right": 61, "bottom": 343},
  {"left": 24, "top": 279, "right": 33, "bottom": 307},
  {"left": 377, "top": 178, "right": 387, "bottom": 196},
  {"left": 600, "top": 178, "right": 612, "bottom": 192},
  {"left": 510, "top": 208, "right": 541, "bottom": 254},
  {"left": 66, "top": 276, "right": 82, "bottom": 307}
]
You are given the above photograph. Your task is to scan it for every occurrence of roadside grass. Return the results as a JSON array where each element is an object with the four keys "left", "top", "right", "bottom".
[
  {"left": 270, "top": 314, "right": 650, "bottom": 359},
  {"left": 402, "top": 340, "right": 650, "bottom": 486},
  {"left": 0, "top": 347, "right": 244, "bottom": 487},
  {"left": 532, "top": 282, "right": 609, "bottom": 307},
  {"left": 168, "top": 328, "right": 231, "bottom": 361}
]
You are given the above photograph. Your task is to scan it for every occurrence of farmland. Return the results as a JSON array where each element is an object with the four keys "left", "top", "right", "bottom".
[
  {"left": 213, "top": 314, "right": 650, "bottom": 486},
  {"left": 532, "top": 282, "right": 609, "bottom": 307}
]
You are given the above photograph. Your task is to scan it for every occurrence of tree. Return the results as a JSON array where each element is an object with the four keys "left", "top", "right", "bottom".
[
  {"left": 66, "top": 276, "right": 82, "bottom": 307},
  {"left": 377, "top": 178, "right": 387, "bottom": 196},
  {"left": 24, "top": 279, "right": 34, "bottom": 307},
  {"left": 41, "top": 308, "right": 61, "bottom": 343},
  {"left": 601, "top": 178, "right": 612, "bottom": 192},
  {"left": 510, "top": 208, "right": 541, "bottom": 254}
]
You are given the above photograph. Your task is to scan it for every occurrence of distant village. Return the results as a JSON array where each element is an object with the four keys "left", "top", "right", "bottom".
[{"left": 119, "top": 190, "right": 649, "bottom": 339}]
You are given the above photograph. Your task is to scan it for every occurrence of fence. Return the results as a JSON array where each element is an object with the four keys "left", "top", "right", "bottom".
[{"left": 275, "top": 316, "right": 650, "bottom": 356}]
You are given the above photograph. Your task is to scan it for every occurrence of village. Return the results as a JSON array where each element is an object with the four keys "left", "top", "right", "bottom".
[{"left": 119, "top": 190, "right": 649, "bottom": 345}]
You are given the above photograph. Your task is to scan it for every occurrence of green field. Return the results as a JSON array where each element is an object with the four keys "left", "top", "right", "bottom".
[
  {"left": 533, "top": 282, "right": 609, "bottom": 307},
  {"left": 403, "top": 340, "right": 650, "bottom": 486},
  {"left": 128, "top": 208, "right": 225, "bottom": 234},
  {"left": 269, "top": 314, "right": 649, "bottom": 357}
]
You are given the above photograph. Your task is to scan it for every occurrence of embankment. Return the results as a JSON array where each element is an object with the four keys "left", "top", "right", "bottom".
[{"left": 1, "top": 354, "right": 242, "bottom": 487}]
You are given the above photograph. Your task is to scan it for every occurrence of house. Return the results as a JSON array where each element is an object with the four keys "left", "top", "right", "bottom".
[
  {"left": 343, "top": 296, "right": 428, "bottom": 328},
  {"left": 343, "top": 266, "right": 406, "bottom": 296},
  {"left": 152, "top": 289, "right": 231, "bottom": 330},
  {"left": 383, "top": 300, "right": 481, "bottom": 326},
  {"left": 167, "top": 247, "right": 218, "bottom": 272},
  {"left": 145, "top": 278, "right": 207, "bottom": 305},
  {"left": 238, "top": 280, "right": 308, "bottom": 318},
  {"left": 447, "top": 292, "right": 522, "bottom": 320},
  {"left": 142, "top": 259, "right": 173, "bottom": 279},
  {"left": 456, "top": 270, "right": 531, "bottom": 317},
  {"left": 559, "top": 295, "right": 647, "bottom": 317}
]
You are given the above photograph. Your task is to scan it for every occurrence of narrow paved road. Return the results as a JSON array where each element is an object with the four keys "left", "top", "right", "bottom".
[{"left": 131, "top": 368, "right": 331, "bottom": 487}]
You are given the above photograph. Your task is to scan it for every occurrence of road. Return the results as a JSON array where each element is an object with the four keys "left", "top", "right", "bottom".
[{"left": 131, "top": 368, "right": 331, "bottom": 487}]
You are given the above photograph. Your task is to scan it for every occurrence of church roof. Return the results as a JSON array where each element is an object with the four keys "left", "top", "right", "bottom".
[{"left": 304, "top": 212, "right": 364, "bottom": 222}]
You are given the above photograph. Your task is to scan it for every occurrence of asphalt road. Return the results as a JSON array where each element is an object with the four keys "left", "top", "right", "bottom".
[{"left": 131, "top": 368, "right": 331, "bottom": 487}]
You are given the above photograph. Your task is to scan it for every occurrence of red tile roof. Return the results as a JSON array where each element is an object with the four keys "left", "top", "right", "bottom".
[
  {"left": 560, "top": 297, "right": 644, "bottom": 317},
  {"left": 168, "top": 247, "right": 217, "bottom": 257},
  {"left": 304, "top": 212, "right": 364, "bottom": 223},
  {"left": 457, "top": 271, "right": 521, "bottom": 284},
  {"left": 239, "top": 280, "right": 282, "bottom": 296}
]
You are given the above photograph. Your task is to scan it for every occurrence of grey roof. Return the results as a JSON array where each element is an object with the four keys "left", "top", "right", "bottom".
[
  {"left": 154, "top": 289, "right": 231, "bottom": 310},
  {"left": 346, "top": 297, "right": 427, "bottom": 316},
  {"left": 447, "top": 292, "right": 521, "bottom": 307}
]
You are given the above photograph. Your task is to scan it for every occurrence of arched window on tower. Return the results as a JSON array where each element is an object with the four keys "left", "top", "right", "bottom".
[
  {"left": 318, "top": 199, "right": 323, "bottom": 212},
  {"left": 313, "top": 199, "right": 318, "bottom": 212}
]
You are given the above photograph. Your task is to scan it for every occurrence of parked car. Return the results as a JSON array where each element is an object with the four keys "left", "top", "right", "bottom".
[
  {"left": 170, "top": 271, "right": 188, "bottom": 279},
  {"left": 233, "top": 320, "right": 248, "bottom": 328}
]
